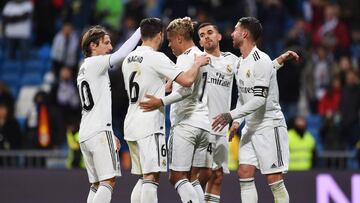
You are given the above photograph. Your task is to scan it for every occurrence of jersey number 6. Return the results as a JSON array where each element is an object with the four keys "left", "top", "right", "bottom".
[{"left": 129, "top": 71, "right": 140, "bottom": 103}]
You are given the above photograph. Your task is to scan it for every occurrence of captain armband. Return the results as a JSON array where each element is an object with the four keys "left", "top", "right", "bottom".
[{"left": 253, "top": 86, "right": 269, "bottom": 98}]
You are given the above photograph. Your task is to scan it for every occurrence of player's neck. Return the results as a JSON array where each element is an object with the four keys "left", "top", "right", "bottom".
[
  {"left": 205, "top": 47, "right": 220, "bottom": 57},
  {"left": 180, "top": 41, "right": 195, "bottom": 54},
  {"left": 142, "top": 41, "right": 158, "bottom": 50},
  {"left": 240, "top": 41, "right": 256, "bottom": 58}
]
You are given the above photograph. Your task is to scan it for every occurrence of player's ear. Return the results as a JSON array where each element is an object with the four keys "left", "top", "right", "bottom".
[{"left": 218, "top": 33, "right": 222, "bottom": 41}]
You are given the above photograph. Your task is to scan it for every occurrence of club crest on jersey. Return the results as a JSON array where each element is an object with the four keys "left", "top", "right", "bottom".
[
  {"left": 246, "top": 69, "right": 251, "bottom": 78},
  {"left": 226, "top": 65, "right": 232, "bottom": 73}
]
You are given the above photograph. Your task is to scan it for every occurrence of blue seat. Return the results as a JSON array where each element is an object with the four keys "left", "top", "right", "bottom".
[
  {"left": 21, "top": 73, "right": 43, "bottom": 85},
  {"left": 24, "top": 59, "right": 45, "bottom": 74},
  {"left": 0, "top": 72, "right": 20, "bottom": 86},
  {"left": 1, "top": 60, "right": 22, "bottom": 74},
  {"left": 37, "top": 44, "right": 51, "bottom": 61},
  {"left": 307, "top": 114, "right": 324, "bottom": 151}
]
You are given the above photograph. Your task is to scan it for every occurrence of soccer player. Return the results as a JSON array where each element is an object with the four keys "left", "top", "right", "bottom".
[
  {"left": 122, "top": 18, "right": 210, "bottom": 203},
  {"left": 212, "top": 17, "right": 291, "bottom": 203},
  {"left": 77, "top": 25, "right": 140, "bottom": 203},
  {"left": 197, "top": 22, "right": 298, "bottom": 203},
  {"left": 139, "top": 17, "right": 213, "bottom": 203}
]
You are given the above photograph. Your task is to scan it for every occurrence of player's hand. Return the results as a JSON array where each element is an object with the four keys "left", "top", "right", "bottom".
[
  {"left": 114, "top": 136, "right": 121, "bottom": 151},
  {"left": 165, "top": 80, "right": 173, "bottom": 94},
  {"left": 212, "top": 113, "right": 233, "bottom": 132},
  {"left": 139, "top": 94, "right": 162, "bottom": 112},
  {"left": 229, "top": 122, "right": 240, "bottom": 142},
  {"left": 277, "top": 50, "right": 299, "bottom": 65},
  {"left": 194, "top": 54, "right": 210, "bottom": 67}
]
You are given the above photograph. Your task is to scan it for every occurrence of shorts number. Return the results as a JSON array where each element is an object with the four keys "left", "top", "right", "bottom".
[
  {"left": 79, "top": 80, "right": 94, "bottom": 111},
  {"left": 161, "top": 144, "right": 167, "bottom": 157},
  {"left": 207, "top": 143, "right": 212, "bottom": 155},
  {"left": 129, "top": 71, "right": 140, "bottom": 103}
]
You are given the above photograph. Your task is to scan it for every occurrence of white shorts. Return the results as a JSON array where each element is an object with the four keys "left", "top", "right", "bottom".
[
  {"left": 127, "top": 133, "right": 167, "bottom": 175},
  {"left": 239, "top": 126, "right": 289, "bottom": 174},
  {"left": 169, "top": 124, "right": 211, "bottom": 171},
  {"left": 212, "top": 135, "right": 230, "bottom": 174},
  {"left": 80, "top": 131, "right": 121, "bottom": 183},
  {"left": 192, "top": 133, "right": 215, "bottom": 169}
]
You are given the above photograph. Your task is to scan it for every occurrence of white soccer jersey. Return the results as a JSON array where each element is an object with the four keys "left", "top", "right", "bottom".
[
  {"left": 77, "top": 55, "right": 113, "bottom": 142},
  {"left": 170, "top": 46, "right": 209, "bottom": 131},
  {"left": 206, "top": 52, "right": 238, "bottom": 136},
  {"left": 234, "top": 46, "right": 286, "bottom": 131},
  {"left": 123, "top": 46, "right": 182, "bottom": 141}
]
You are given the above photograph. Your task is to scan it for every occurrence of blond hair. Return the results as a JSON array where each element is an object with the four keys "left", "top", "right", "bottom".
[{"left": 166, "top": 17, "right": 194, "bottom": 40}]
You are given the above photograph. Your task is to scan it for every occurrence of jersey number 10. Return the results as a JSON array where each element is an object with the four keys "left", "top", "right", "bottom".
[{"left": 79, "top": 80, "right": 94, "bottom": 111}]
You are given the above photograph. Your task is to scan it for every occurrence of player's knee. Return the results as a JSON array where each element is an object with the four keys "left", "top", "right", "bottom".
[
  {"left": 101, "top": 177, "right": 116, "bottom": 188},
  {"left": 213, "top": 169, "right": 224, "bottom": 185},
  {"left": 237, "top": 165, "right": 255, "bottom": 179},
  {"left": 266, "top": 173, "right": 283, "bottom": 184},
  {"left": 169, "top": 171, "right": 187, "bottom": 186}
]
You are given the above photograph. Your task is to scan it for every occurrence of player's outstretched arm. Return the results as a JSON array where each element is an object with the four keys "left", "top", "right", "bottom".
[
  {"left": 273, "top": 50, "right": 299, "bottom": 70},
  {"left": 109, "top": 28, "right": 141, "bottom": 68}
]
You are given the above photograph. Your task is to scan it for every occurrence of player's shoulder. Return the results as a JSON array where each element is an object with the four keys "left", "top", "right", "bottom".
[
  {"left": 221, "top": 51, "right": 238, "bottom": 62},
  {"left": 252, "top": 48, "right": 271, "bottom": 62}
]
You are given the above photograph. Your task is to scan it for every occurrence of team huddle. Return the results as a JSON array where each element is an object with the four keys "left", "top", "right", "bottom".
[{"left": 77, "top": 16, "right": 299, "bottom": 203}]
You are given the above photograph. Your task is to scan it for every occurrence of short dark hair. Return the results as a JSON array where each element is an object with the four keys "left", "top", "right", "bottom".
[
  {"left": 238, "top": 17, "right": 262, "bottom": 41},
  {"left": 197, "top": 22, "right": 219, "bottom": 33},
  {"left": 80, "top": 25, "right": 109, "bottom": 57},
  {"left": 140, "top": 18, "right": 163, "bottom": 40}
]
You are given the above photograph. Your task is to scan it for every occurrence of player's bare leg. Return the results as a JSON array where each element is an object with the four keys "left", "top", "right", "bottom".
[
  {"left": 140, "top": 172, "right": 160, "bottom": 203},
  {"left": 170, "top": 170, "right": 199, "bottom": 203},
  {"left": 237, "top": 164, "right": 258, "bottom": 203},
  {"left": 204, "top": 168, "right": 223, "bottom": 203},
  {"left": 92, "top": 177, "right": 116, "bottom": 203},
  {"left": 266, "top": 173, "right": 289, "bottom": 203}
]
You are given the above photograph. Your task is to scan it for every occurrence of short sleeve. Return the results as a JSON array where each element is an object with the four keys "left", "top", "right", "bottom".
[{"left": 152, "top": 53, "right": 182, "bottom": 81}]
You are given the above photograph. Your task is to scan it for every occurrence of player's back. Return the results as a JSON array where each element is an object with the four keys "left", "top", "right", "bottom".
[
  {"left": 123, "top": 46, "right": 181, "bottom": 141},
  {"left": 207, "top": 52, "right": 238, "bottom": 135},
  {"left": 237, "top": 47, "right": 286, "bottom": 130},
  {"left": 77, "top": 55, "right": 113, "bottom": 142},
  {"left": 170, "top": 46, "right": 209, "bottom": 131}
]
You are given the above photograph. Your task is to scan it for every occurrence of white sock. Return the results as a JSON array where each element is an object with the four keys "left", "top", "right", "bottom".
[
  {"left": 141, "top": 180, "right": 159, "bottom": 203},
  {"left": 131, "top": 179, "right": 143, "bottom": 203},
  {"left": 269, "top": 180, "right": 289, "bottom": 203},
  {"left": 192, "top": 180, "right": 204, "bottom": 203},
  {"left": 87, "top": 185, "right": 97, "bottom": 203},
  {"left": 239, "top": 178, "right": 258, "bottom": 203},
  {"left": 175, "top": 179, "right": 199, "bottom": 203},
  {"left": 92, "top": 183, "right": 113, "bottom": 203},
  {"left": 204, "top": 193, "right": 220, "bottom": 203}
]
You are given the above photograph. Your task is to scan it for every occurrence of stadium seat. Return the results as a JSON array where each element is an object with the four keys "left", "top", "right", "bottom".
[
  {"left": 21, "top": 73, "right": 43, "bottom": 86},
  {"left": 0, "top": 72, "right": 20, "bottom": 87},
  {"left": 37, "top": 44, "right": 51, "bottom": 61},
  {"left": 24, "top": 59, "right": 45, "bottom": 74},
  {"left": 307, "top": 114, "right": 324, "bottom": 151},
  {"left": 1, "top": 60, "right": 22, "bottom": 74}
]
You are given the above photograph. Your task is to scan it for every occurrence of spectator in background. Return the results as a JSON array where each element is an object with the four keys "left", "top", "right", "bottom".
[
  {"left": 25, "top": 91, "right": 65, "bottom": 149},
  {"left": 49, "top": 66, "right": 80, "bottom": 128},
  {"left": 312, "top": 45, "right": 332, "bottom": 111},
  {"left": 51, "top": 22, "right": 79, "bottom": 77},
  {"left": 319, "top": 77, "right": 342, "bottom": 150},
  {"left": 339, "top": 70, "right": 360, "bottom": 149},
  {"left": 336, "top": 56, "right": 353, "bottom": 87},
  {"left": 32, "top": 0, "right": 58, "bottom": 46},
  {"left": 0, "top": 101, "right": 22, "bottom": 150},
  {"left": 95, "top": 0, "right": 123, "bottom": 32},
  {"left": 1, "top": 0, "right": 33, "bottom": 60},
  {"left": 288, "top": 116, "right": 316, "bottom": 170},
  {"left": 0, "top": 82, "right": 15, "bottom": 119},
  {"left": 258, "top": 0, "right": 287, "bottom": 58},
  {"left": 313, "top": 3, "right": 350, "bottom": 58}
]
